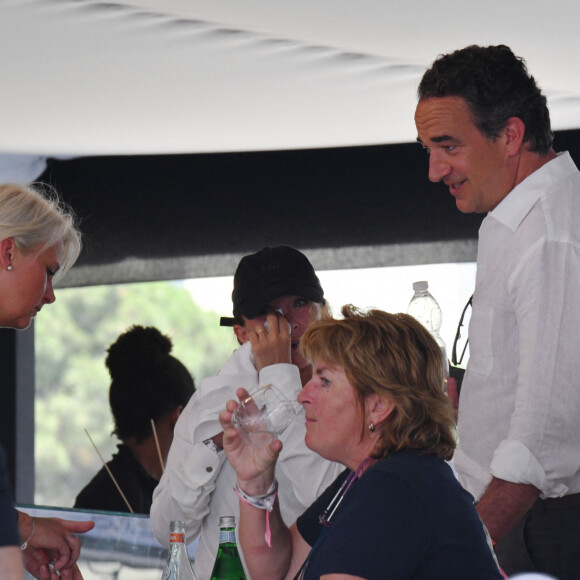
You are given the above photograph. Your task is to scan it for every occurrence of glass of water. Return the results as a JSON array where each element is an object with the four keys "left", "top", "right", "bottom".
[{"left": 232, "top": 384, "right": 303, "bottom": 447}]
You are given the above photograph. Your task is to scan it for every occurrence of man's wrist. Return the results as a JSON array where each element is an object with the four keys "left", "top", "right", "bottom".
[{"left": 475, "top": 477, "right": 540, "bottom": 543}]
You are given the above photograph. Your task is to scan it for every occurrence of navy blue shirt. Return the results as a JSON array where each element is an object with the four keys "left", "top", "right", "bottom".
[
  {"left": 0, "top": 445, "right": 19, "bottom": 547},
  {"left": 297, "top": 451, "right": 502, "bottom": 580}
]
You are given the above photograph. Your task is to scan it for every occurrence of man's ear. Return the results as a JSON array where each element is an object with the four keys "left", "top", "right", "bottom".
[
  {"left": 504, "top": 116, "right": 526, "bottom": 156},
  {"left": 0, "top": 238, "right": 16, "bottom": 270}
]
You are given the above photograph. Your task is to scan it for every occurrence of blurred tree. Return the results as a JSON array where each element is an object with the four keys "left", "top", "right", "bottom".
[{"left": 34, "top": 281, "right": 238, "bottom": 507}]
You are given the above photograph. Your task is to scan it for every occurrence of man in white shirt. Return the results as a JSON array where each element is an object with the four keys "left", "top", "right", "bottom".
[
  {"left": 150, "top": 246, "right": 342, "bottom": 579},
  {"left": 415, "top": 45, "right": 580, "bottom": 579}
]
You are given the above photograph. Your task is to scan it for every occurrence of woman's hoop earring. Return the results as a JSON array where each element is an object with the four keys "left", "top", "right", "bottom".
[{"left": 368, "top": 421, "right": 375, "bottom": 432}]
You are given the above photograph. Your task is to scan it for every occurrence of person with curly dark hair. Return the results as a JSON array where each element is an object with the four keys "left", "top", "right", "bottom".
[
  {"left": 415, "top": 45, "right": 580, "bottom": 579},
  {"left": 74, "top": 326, "right": 195, "bottom": 515}
]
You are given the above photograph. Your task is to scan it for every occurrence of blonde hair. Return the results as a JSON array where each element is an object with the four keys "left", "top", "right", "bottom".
[
  {"left": 300, "top": 305, "right": 457, "bottom": 460},
  {"left": 0, "top": 183, "right": 82, "bottom": 281}
]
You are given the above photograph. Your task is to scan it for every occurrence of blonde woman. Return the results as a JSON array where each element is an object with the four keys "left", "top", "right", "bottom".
[{"left": 0, "top": 183, "right": 93, "bottom": 580}]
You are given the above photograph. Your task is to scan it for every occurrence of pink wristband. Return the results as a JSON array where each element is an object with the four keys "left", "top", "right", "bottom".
[{"left": 234, "top": 480, "right": 278, "bottom": 547}]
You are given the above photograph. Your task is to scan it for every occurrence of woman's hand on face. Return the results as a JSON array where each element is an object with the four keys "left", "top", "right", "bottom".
[
  {"left": 250, "top": 312, "right": 292, "bottom": 372},
  {"left": 219, "top": 388, "right": 282, "bottom": 495}
]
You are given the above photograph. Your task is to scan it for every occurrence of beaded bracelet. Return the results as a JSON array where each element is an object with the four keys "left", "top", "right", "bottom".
[
  {"left": 20, "top": 520, "right": 35, "bottom": 550},
  {"left": 234, "top": 479, "right": 278, "bottom": 547}
]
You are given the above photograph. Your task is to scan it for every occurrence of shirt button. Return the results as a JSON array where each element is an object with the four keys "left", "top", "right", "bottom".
[{"left": 206, "top": 466, "right": 213, "bottom": 473}]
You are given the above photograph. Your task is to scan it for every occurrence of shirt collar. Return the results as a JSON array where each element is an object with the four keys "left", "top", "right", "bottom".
[{"left": 487, "top": 151, "right": 577, "bottom": 231}]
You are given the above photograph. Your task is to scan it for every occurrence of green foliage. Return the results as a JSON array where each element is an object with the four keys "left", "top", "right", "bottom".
[{"left": 34, "top": 281, "right": 238, "bottom": 507}]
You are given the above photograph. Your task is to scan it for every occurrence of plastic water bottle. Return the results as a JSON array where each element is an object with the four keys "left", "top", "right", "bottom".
[
  {"left": 407, "top": 281, "right": 449, "bottom": 380},
  {"left": 210, "top": 516, "right": 247, "bottom": 580},
  {"left": 161, "top": 521, "right": 197, "bottom": 580}
]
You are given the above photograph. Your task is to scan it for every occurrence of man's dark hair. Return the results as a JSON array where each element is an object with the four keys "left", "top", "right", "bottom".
[{"left": 418, "top": 44, "right": 553, "bottom": 154}]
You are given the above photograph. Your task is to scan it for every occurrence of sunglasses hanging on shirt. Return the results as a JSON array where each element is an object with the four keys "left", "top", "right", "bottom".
[{"left": 449, "top": 294, "right": 473, "bottom": 395}]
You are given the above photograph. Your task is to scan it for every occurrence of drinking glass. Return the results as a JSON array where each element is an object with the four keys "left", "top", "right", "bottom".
[{"left": 232, "top": 384, "right": 303, "bottom": 447}]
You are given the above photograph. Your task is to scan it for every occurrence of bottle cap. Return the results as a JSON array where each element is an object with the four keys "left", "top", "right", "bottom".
[
  {"left": 219, "top": 516, "right": 236, "bottom": 527},
  {"left": 412, "top": 281, "right": 428, "bottom": 292}
]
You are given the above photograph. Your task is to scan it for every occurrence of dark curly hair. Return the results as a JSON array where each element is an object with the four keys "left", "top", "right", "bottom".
[
  {"left": 107, "top": 325, "right": 195, "bottom": 442},
  {"left": 300, "top": 305, "right": 457, "bottom": 461},
  {"left": 418, "top": 44, "right": 553, "bottom": 154}
]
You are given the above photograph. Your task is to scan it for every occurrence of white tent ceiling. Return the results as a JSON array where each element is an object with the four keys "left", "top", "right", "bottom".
[
  {"left": 1, "top": 0, "right": 580, "bottom": 166},
  {"left": 1, "top": 0, "right": 580, "bottom": 284}
]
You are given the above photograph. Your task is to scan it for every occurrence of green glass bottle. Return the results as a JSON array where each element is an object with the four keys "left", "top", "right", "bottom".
[{"left": 210, "top": 516, "right": 247, "bottom": 580}]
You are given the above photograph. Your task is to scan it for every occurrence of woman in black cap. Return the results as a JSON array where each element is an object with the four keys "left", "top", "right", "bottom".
[
  {"left": 151, "top": 246, "right": 343, "bottom": 580},
  {"left": 222, "top": 245, "right": 329, "bottom": 385}
]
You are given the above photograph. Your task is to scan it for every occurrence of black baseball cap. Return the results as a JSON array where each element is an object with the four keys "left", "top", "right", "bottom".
[{"left": 219, "top": 246, "right": 324, "bottom": 326}]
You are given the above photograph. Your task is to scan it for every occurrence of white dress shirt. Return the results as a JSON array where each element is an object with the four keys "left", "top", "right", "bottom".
[
  {"left": 455, "top": 152, "right": 580, "bottom": 502},
  {"left": 150, "top": 341, "right": 342, "bottom": 579}
]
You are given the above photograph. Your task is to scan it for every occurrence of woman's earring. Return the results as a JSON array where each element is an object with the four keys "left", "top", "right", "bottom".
[
  {"left": 368, "top": 421, "right": 375, "bottom": 432},
  {"left": 6, "top": 264, "right": 13, "bottom": 271}
]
